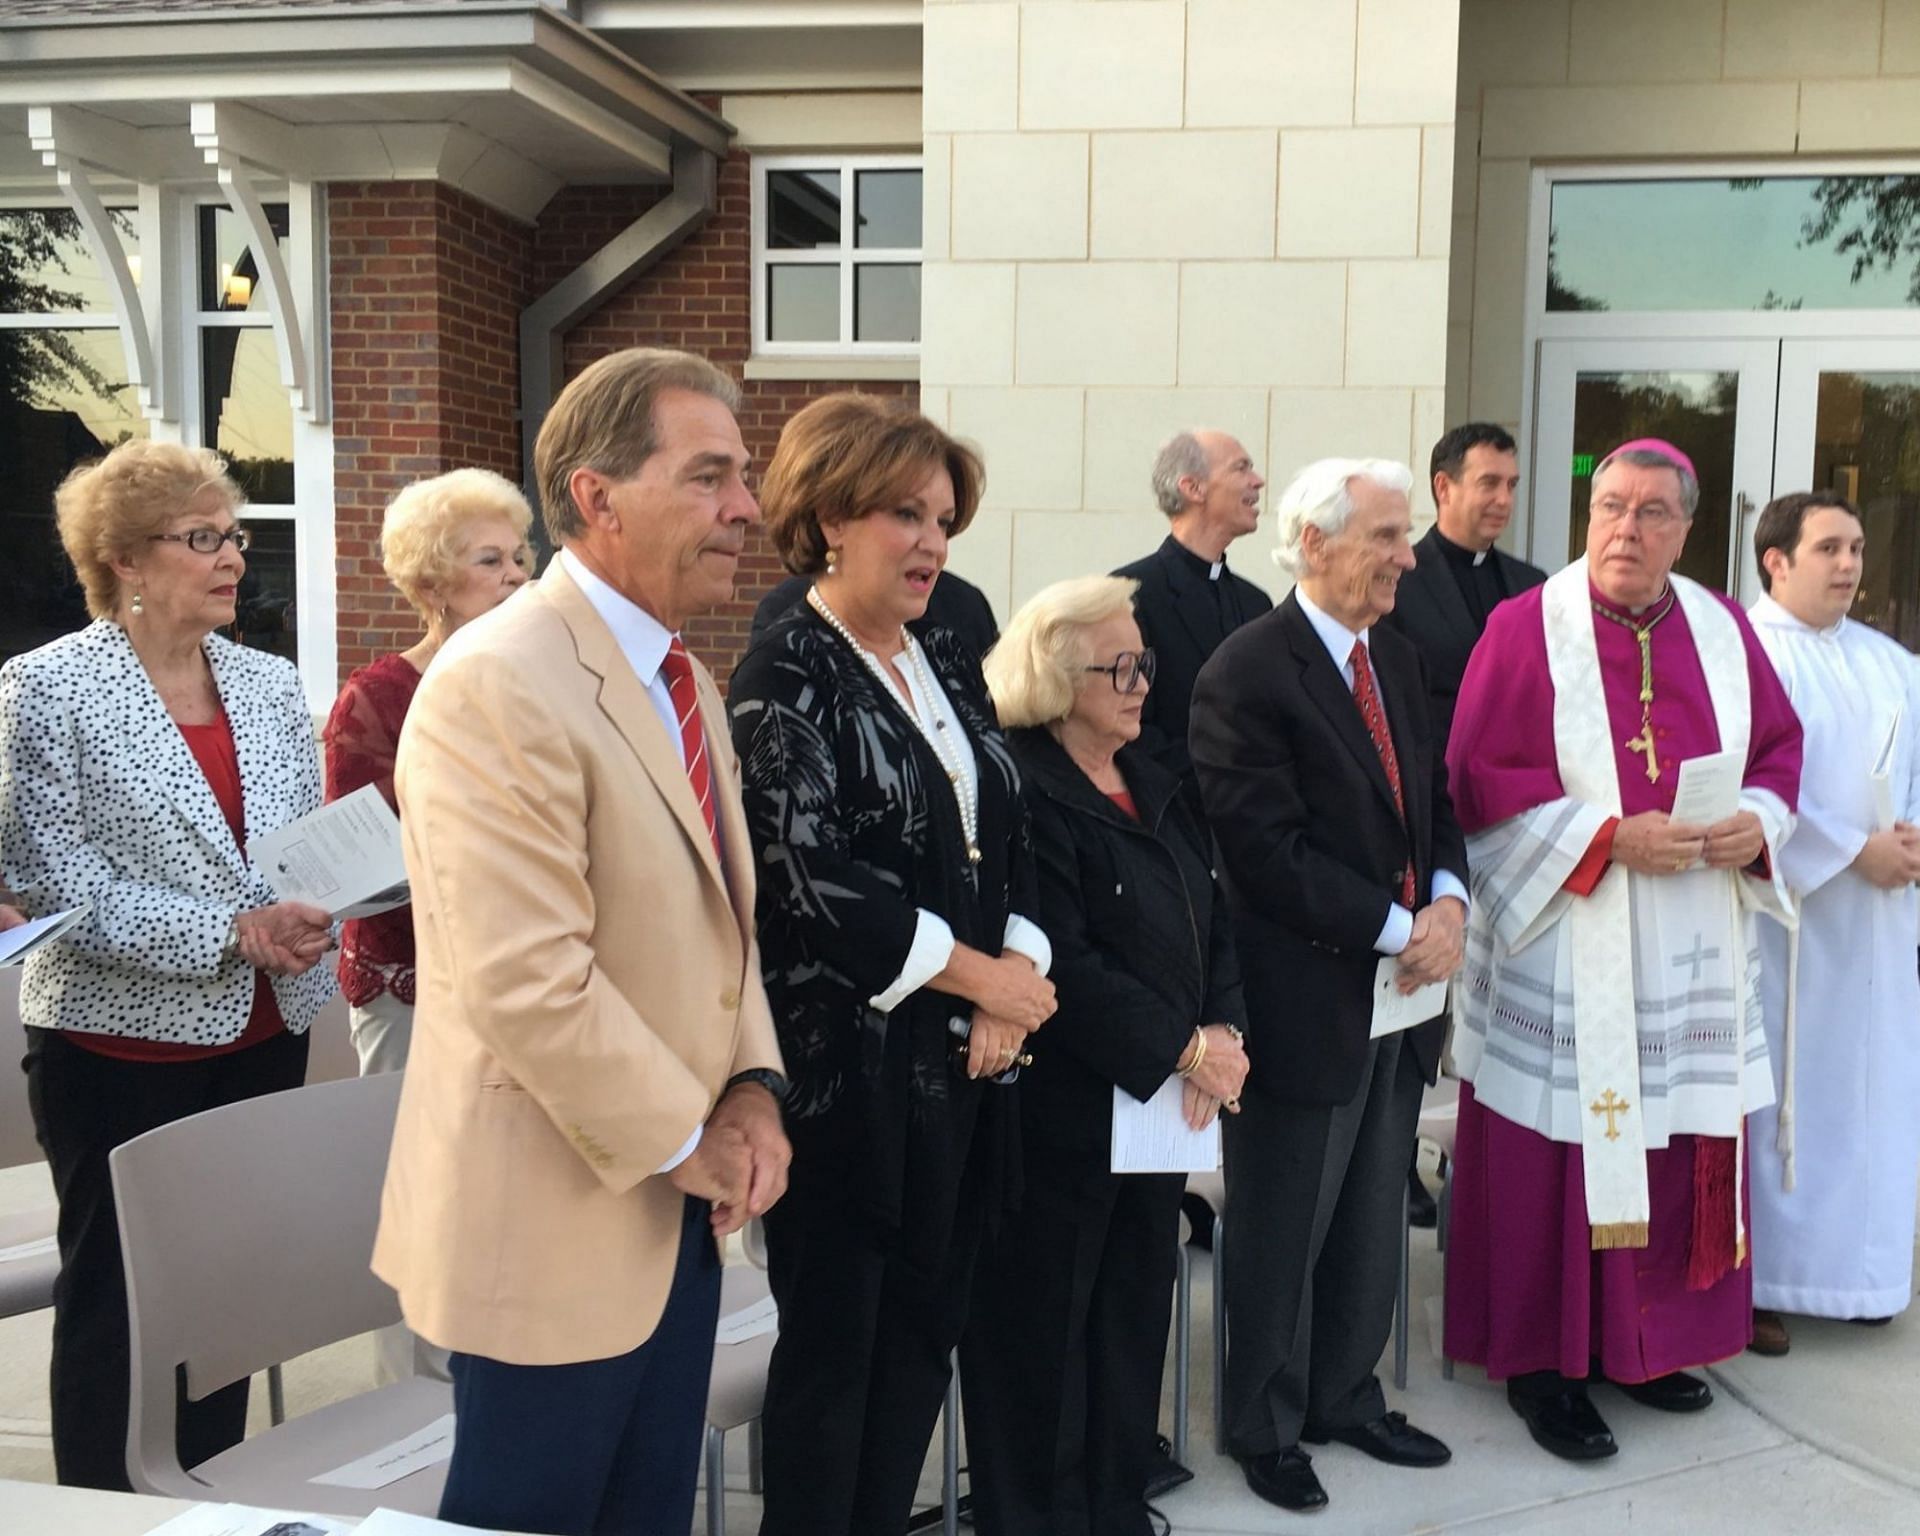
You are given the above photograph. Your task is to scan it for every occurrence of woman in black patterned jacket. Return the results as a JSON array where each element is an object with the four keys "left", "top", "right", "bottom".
[{"left": 729, "top": 393, "right": 1056, "bottom": 1536}]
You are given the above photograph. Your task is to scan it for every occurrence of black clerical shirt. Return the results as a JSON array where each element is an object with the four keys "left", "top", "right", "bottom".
[{"left": 1432, "top": 527, "right": 1511, "bottom": 630}]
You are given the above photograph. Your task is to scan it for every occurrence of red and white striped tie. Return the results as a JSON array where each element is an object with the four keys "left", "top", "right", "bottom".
[{"left": 660, "top": 636, "right": 720, "bottom": 861}]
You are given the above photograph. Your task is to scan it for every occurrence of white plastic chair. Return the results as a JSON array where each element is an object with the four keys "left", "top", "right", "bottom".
[
  {"left": 1183, "top": 1168, "right": 1228, "bottom": 1454},
  {"left": 704, "top": 1261, "right": 776, "bottom": 1536},
  {"left": 1395, "top": 1077, "right": 1461, "bottom": 1389},
  {"left": 0, "top": 969, "right": 59, "bottom": 1321},
  {"left": 110, "top": 1072, "right": 452, "bottom": 1516}
]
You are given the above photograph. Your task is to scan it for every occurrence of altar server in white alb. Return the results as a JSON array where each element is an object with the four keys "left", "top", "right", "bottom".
[{"left": 1745, "top": 491, "right": 1920, "bottom": 1356}]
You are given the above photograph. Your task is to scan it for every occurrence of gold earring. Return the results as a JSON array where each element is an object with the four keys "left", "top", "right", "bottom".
[
  {"left": 825, "top": 548, "right": 839, "bottom": 571},
  {"left": 130, "top": 589, "right": 144, "bottom": 617}
]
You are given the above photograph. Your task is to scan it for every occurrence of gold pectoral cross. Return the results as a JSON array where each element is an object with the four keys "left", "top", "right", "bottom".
[
  {"left": 1625, "top": 724, "right": 1660, "bottom": 784},
  {"left": 1590, "top": 1088, "right": 1632, "bottom": 1141}
]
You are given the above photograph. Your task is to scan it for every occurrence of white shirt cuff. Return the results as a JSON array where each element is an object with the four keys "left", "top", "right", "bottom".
[
  {"left": 1431, "top": 869, "right": 1470, "bottom": 913},
  {"left": 1375, "top": 903, "right": 1414, "bottom": 956},
  {"left": 1001, "top": 914, "right": 1053, "bottom": 978},
  {"left": 869, "top": 909, "right": 957, "bottom": 1013},
  {"left": 656, "top": 1124, "right": 702, "bottom": 1176}
]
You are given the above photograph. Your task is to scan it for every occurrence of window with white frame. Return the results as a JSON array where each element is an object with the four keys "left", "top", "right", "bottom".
[
  {"left": 0, "top": 197, "right": 305, "bottom": 673},
  {"left": 752, "top": 154, "right": 922, "bottom": 355}
]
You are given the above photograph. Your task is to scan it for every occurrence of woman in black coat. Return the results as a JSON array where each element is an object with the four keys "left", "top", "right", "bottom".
[
  {"left": 967, "top": 574, "right": 1250, "bottom": 1536},
  {"left": 728, "top": 394, "right": 1057, "bottom": 1536}
]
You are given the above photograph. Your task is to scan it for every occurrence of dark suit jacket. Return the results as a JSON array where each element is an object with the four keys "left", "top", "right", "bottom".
[
  {"left": 1007, "top": 727, "right": 1246, "bottom": 1167},
  {"left": 1379, "top": 529, "right": 1544, "bottom": 750},
  {"left": 748, "top": 570, "right": 1000, "bottom": 660},
  {"left": 1113, "top": 535, "right": 1272, "bottom": 791},
  {"left": 1190, "top": 594, "right": 1468, "bottom": 1106}
]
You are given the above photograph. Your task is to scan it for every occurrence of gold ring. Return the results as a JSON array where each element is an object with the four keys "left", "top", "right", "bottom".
[
  {"left": 1014, "top": 1052, "right": 1034, "bottom": 1068},
  {"left": 1674, "top": 857, "right": 1687, "bottom": 871}
]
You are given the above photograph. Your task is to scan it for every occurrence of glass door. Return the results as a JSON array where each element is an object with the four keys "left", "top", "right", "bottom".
[
  {"left": 1775, "top": 339, "right": 1920, "bottom": 650},
  {"left": 1531, "top": 339, "right": 1780, "bottom": 601}
]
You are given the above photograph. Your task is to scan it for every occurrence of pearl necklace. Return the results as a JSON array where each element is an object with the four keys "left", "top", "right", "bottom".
[{"left": 808, "top": 586, "right": 983, "bottom": 865}]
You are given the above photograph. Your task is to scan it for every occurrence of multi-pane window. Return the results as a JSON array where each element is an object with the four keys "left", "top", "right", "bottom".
[{"left": 754, "top": 156, "right": 922, "bottom": 354}]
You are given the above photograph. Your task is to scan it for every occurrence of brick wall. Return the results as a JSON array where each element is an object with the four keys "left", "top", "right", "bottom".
[
  {"left": 328, "top": 181, "right": 530, "bottom": 682},
  {"left": 535, "top": 148, "right": 915, "bottom": 686}
]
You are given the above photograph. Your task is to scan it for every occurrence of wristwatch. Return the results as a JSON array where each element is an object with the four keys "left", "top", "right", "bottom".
[{"left": 725, "top": 1067, "right": 791, "bottom": 1104}]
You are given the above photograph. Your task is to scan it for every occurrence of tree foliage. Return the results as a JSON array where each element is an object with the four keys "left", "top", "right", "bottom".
[{"left": 0, "top": 207, "right": 122, "bottom": 416}]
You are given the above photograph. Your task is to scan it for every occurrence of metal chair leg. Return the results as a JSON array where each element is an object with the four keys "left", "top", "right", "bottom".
[
  {"left": 705, "top": 1424, "right": 727, "bottom": 1536},
  {"left": 1393, "top": 1183, "right": 1410, "bottom": 1391},
  {"left": 266, "top": 1362, "right": 286, "bottom": 1427},
  {"left": 942, "top": 1354, "right": 960, "bottom": 1536},
  {"left": 747, "top": 1416, "right": 763, "bottom": 1494},
  {"left": 1211, "top": 1211, "right": 1227, "bottom": 1456},
  {"left": 1173, "top": 1239, "right": 1192, "bottom": 1464}
]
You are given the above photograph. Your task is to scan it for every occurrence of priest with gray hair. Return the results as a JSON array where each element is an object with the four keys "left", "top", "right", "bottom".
[{"left": 1190, "top": 456, "right": 1467, "bottom": 1514}]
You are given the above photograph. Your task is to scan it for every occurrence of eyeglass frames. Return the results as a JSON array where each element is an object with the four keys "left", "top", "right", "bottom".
[
  {"left": 147, "top": 527, "right": 253, "bottom": 555},
  {"left": 1084, "top": 648, "right": 1156, "bottom": 694}
]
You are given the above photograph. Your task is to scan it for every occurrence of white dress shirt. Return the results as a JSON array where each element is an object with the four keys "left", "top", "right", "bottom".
[{"left": 1293, "top": 589, "right": 1470, "bottom": 956}]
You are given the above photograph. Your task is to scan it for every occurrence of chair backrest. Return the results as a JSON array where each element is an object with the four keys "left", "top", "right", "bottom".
[
  {"left": 0, "top": 971, "right": 42, "bottom": 1168},
  {"left": 112, "top": 1072, "right": 406, "bottom": 1485}
]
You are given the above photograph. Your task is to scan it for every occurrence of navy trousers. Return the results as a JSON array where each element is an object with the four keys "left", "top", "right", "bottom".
[{"left": 437, "top": 1196, "right": 723, "bottom": 1536}]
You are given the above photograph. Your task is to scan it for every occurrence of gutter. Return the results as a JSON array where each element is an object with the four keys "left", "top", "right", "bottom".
[{"left": 517, "top": 140, "right": 720, "bottom": 527}]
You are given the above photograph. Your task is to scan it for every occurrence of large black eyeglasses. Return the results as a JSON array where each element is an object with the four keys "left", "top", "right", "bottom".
[
  {"left": 1084, "top": 648, "right": 1156, "bottom": 695},
  {"left": 148, "top": 527, "right": 253, "bottom": 555}
]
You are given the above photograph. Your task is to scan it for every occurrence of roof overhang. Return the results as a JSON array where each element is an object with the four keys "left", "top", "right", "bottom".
[
  {"left": 579, "top": 0, "right": 921, "bottom": 93},
  {"left": 0, "top": 1, "right": 733, "bottom": 219}
]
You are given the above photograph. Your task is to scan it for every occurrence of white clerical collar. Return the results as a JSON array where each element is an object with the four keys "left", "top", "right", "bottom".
[
  {"left": 559, "top": 545, "right": 675, "bottom": 687},
  {"left": 1749, "top": 589, "right": 1847, "bottom": 641},
  {"left": 1209, "top": 560, "right": 1223, "bottom": 582},
  {"left": 1472, "top": 549, "right": 1488, "bottom": 567},
  {"left": 1296, "top": 587, "right": 1368, "bottom": 668}
]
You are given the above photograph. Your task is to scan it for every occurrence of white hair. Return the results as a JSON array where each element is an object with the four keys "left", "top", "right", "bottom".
[
  {"left": 1270, "top": 457, "right": 1415, "bottom": 577},
  {"left": 985, "top": 574, "right": 1140, "bottom": 728},
  {"left": 1150, "top": 430, "right": 1211, "bottom": 517}
]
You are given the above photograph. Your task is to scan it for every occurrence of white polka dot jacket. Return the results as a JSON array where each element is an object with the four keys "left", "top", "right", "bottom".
[{"left": 0, "top": 620, "right": 337, "bottom": 1044}]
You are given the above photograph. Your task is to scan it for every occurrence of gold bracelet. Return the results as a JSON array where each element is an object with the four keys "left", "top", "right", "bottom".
[{"left": 1177, "top": 1026, "right": 1207, "bottom": 1079}]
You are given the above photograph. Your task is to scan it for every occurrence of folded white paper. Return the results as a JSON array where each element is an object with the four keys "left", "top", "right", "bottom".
[
  {"left": 309, "top": 1413, "right": 455, "bottom": 1490},
  {"left": 1872, "top": 708, "right": 1902, "bottom": 832},
  {"left": 1111, "top": 1075, "right": 1220, "bottom": 1174},
  {"left": 1669, "top": 749, "right": 1743, "bottom": 827},
  {"left": 0, "top": 903, "right": 90, "bottom": 967},
  {"left": 1371, "top": 957, "right": 1448, "bottom": 1039},
  {"left": 249, "top": 784, "right": 410, "bottom": 920},
  {"left": 142, "top": 1504, "right": 349, "bottom": 1536},
  {"left": 354, "top": 1511, "right": 500, "bottom": 1536},
  {"left": 715, "top": 1293, "right": 779, "bottom": 1345}
]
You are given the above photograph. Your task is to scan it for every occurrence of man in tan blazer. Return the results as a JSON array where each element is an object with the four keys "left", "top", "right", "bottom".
[{"left": 373, "top": 348, "right": 790, "bottom": 1536}]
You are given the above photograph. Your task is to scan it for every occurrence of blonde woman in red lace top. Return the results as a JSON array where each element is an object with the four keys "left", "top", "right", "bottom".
[{"left": 323, "top": 468, "right": 532, "bottom": 1076}]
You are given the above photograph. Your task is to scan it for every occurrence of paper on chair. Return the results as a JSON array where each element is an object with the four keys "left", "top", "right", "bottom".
[
  {"left": 715, "top": 1292, "right": 779, "bottom": 1345},
  {"left": 1111, "top": 1076, "right": 1220, "bottom": 1174},
  {"left": 354, "top": 1512, "right": 501, "bottom": 1535},
  {"left": 1371, "top": 957, "right": 1447, "bottom": 1040},
  {"left": 141, "top": 1504, "right": 350, "bottom": 1536},
  {"left": 249, "top": 784, "right": 410, "bottom": 920},
  {"left": 309, "top": 1413, "right": 455, "bottom": 1490},
  {"left": 1669, "top": 749, "right": 1743, "bottom": 827},
  {"left": 0, "top": 904, "right": 90, "bottom": 967}
]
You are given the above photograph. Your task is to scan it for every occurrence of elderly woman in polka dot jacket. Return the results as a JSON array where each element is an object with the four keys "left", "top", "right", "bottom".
[{"left": 0, "top": 439, "right": 337, "bottom": 1491}]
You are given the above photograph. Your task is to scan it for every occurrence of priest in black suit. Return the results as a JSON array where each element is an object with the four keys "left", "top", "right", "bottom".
[
  {"left": 1380, "top": 423, "right": 1545, "bottom": 747},
  {"left": 1191, "top": 458, "right": 1467, "bottom": 1516},
  {"left": 1113, "top": 429, "right": 1271, "bottom": 796}
]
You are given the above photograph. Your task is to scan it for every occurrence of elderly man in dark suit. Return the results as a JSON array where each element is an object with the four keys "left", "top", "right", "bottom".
[
  {"left": 1114, "top": 429, "right": 1271, "bottom": 797},
  {"left": 1381, "top": 423, "right": 1545, "bottom": 748},
  {"left": 1191, "top": 458, "right": 1468, "bottom": 1515}
]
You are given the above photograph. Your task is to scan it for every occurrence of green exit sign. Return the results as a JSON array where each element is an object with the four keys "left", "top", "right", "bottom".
[{"left": 1572, "top": 453, "right": 1596, "bottom": 477}]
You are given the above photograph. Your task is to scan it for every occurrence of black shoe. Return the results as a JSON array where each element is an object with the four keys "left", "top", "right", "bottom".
[
  {"left": 1301, "top": 1410, "right": 1451, "bottom": 1467},
  {"left": 1612, "top": 1370, "right": 1712, "bottom": 1413},
  {"left": 1239, "top": 1447, "right": 1329, "bottom": 1512},
  {"left": 1407, "top": 1166, "right": 1438, "bottom": 1229},
  {"left": 1507, "top": 1375, "right": 1618, "bottom": 1461},
  {"left": 1143, "top": 1435, "right": 1194, "bottom": 1500},
  {"left": 1849, "top": 1315, "right": 1895, "bottom": 1327}
]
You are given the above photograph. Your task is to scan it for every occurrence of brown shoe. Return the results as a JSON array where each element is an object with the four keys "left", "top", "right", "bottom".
[{"left": 1750, "top": 1309, "right": 1791, "bottom": 1356}]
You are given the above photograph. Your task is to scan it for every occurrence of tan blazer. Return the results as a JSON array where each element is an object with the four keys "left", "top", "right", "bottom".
[{"left": 371, "top": 560, "right": 783, "bottom": 1366}]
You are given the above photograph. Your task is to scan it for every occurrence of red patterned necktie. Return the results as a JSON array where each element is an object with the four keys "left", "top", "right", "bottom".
[
  {"left": 660, "top": 637, "right": 720, "bottom": 861},
  {"left": 1350, "top": 640, "right": 1415, "bottom": 906}
]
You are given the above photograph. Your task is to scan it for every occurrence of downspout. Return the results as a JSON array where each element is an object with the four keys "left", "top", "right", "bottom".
[{"left": 518, "top": 143, "right": 720, "bottom": 529}]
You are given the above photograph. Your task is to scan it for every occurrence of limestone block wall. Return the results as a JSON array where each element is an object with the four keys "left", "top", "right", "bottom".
[
  {"left": 1453, "top": 0, "right": 1920, "bottom": 434},
  {"left": 921, "top": 0, "right": 1461, "bottom": 618}
]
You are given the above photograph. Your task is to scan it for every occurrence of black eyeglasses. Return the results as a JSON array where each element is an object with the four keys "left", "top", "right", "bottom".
[
  {"left": 148, "top": 527, "right": 252, "bottom": 555},
  {"left": 1084, "top": 648, "right": 1156, "bottom": 694}
]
